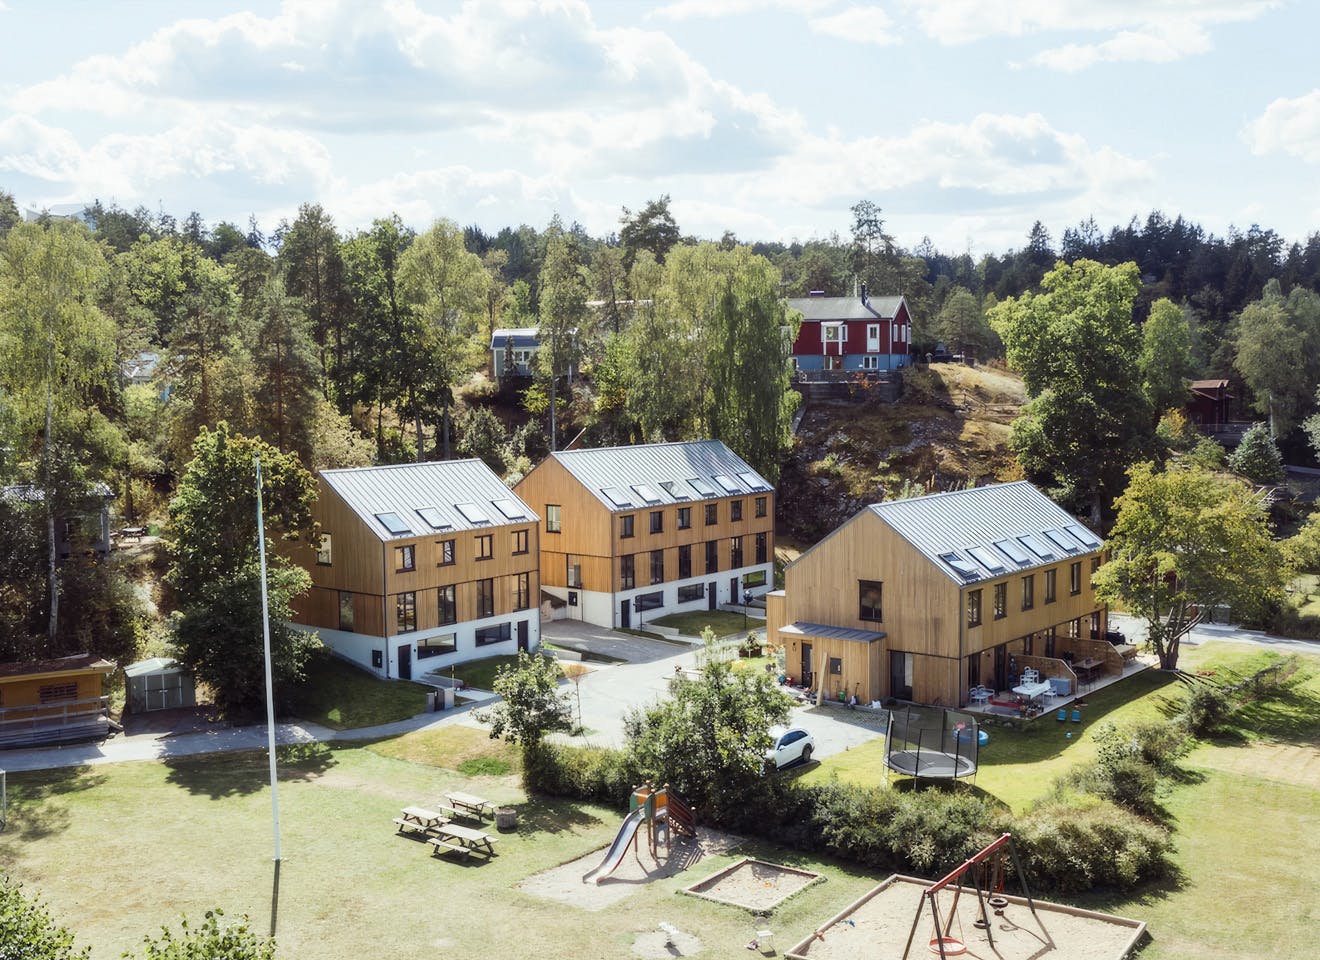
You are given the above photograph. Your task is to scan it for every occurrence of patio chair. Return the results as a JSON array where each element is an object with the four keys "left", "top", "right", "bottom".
[
  {"left": 1056, "top": 709, "right": 1067, "bottom": 722},
  {"left": 1070, "top": 709, "right": 1082, "bottom": 723}
]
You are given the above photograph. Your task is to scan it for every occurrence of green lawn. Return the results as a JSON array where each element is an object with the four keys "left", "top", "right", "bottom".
[
  {"left": 288, "top": 650, "right": 430, "bottom": 729},
  {"left": 443, "top": 653, "right": 555, "bottom": 691},
  {"left": 649, "top": 609, "right": 755, "bottom": 637}
]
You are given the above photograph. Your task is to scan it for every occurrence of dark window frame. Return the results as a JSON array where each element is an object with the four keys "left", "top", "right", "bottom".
[
  {"left": 316, "top": 533, "right": 333, "bottom": 566},
  {"left": 678, "top": 544, "right": 692, "bottom": 580},
  {"left": 677, "top": 506, "right": 691, "bottom": 529},
  {"left": 859, "top": 579, "right": 883, "bottom": 622},
  {"left": 417, "top": 634, "right": 456, "bottom": 658},
  {"left": 1021, "top": 574, "right": 1034, "bottom": 611},
  {"left": 993, "top": 582, "right": 1007, "bottom": 619},
  {"left": 755, "top": 496, "right": 767, "bottom": 518},
  {"left": 1070, "top": 561, "right": 1082, "bottom": 595},
  {"left": 514, "top": 572, "right": 531, "bottom": 610},
  {"left": 396, "top": 544, "right": 416, "bottom": 573},
  {"left": 395, "top": 591, "right": 417, "bottom": 633},
  {"left": 620, "top": 514, "right": 635, "bottom": 539},
  {"left": 438, "top": 538, "right": 455, "bottom": 566},
  {"left": 730, "top": 535, "right": 744, "bottom": 569},
  {"left": 1044, "top": 568, "right": 1057, "bottom": 604},
  {"left": 475, "top": 533, "right": 494, "bottom": 561},
  {"left": 512, "top": 529, "right": 529, "bottom": 555},
  {"left": 755, "top": 532, "right": 767, "bottom": 565},
  {"left": 476, "top": 578, "right": 495, "bottom": 619},
  {"left": 650, "top": 510, "right": 664, "bottom": 534},
  {"left": 437, "top": 584, "right": 457, "bottom": 625},
  {"left": 650, "top": 549, "right": 664, "bottom": 585},
  {"left": 967, "top": 589, "right": 982, "bottom": 628},
  {"left": 546, "top": 504, "right": 562, "bottom": 533},
  {"left": 731, "top": 500, "right": 743, "bottom": 522},
  {"left": 705, "top": 539, "right": 719, "bottom": 574},
  {"left": 705, "top": 503, "right": 718, "bottom": 526}
]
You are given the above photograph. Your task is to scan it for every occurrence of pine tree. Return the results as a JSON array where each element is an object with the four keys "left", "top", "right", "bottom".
[{"left": 1228, "top": 423, "right": 1284, "bottom": 484}]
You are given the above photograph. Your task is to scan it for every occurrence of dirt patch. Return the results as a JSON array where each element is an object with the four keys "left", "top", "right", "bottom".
[
  {"left": 519, "top": 829, "right": 741, "bottom": 912},
  {"left": 684, "top": 858, "right": 821, "bottom": 911},
  {"left": 785, "top": 876, "right": 1144, "bottom": 960},
  {"left": 632, "top": 925, "right": 702, "bottom": 958}
]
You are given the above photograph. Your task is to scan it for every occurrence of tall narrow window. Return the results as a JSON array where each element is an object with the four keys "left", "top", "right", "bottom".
[
  {"left": 1070, "top": 561, "right": 1082, "bottom": 595},
  {"left": 566, "top": 556, "right": 582, "bottom": 589},
  {"left": 437, "top": 585, "right": 457, "bottom": 625},
  {"left": 396, "top": 544, "right": 416, "bottom": 572},
  {"left": 438, "top": 538, "right": 455, "bottom": 566},
  {"left": 677, "top": 507, "right": 691, "bottom": 529},
  {"left": 993, "top": 582, "right": 1007, "bottom": 619},
  {"left": 338, "top": 591, "right": 354, "bottom": 631},
  {"left": 650, "top": 510, "right": 664, "bottom": 534},
  {"left": 755, "top": 496, "right": 767, "bottom": 518},
  {"left": 395, "top": 592, "right": 417, "bottom": 632},
  {"left": 731, "top": 500, "right": 743, "bottom": 522},
  {"left": 859, "top": 580, "right": 883, "bottom": 622},
  {"left": 966, "top": 589, "right": 982, "bottom": 628},
  {"left": 546, "top": 504, "right": 561, "bottom": 533},
  {"left": 512, "top": 529, "right": 529, "bottom": 555},
  {"left": 621, "top": 554, "right": 635, "bottom": 590},
  {"left": 476, "top": 578, "right": 495, "bottom": 618},
  {"left": 650, "top": 549, "right": 664, "bottom": 585},
  {"left": 678, "top": 544, "right": 692, "bottom": 579},
  {"left": 755, "top": 532, "right": 767, "bottom": 565},
  {"left": 475, "top": 534, "right": 493, "bottom": 560},
  {"left": 705, "top": 503, "right": 718, "bottom": 525},
  {"left": 1044, "top": 568, "right": 1057, "bottom": 604},
  {"left": 705, "top": 540, "right": 719, "bottom": 574},
  {"left": 1021, "top": 574, "right": 1034, "bottom": 611},
  {"left": 620, "top": 515, "right": 635, "bottom": 538},
  {"left": 316, "top": 534, "right": 333, "bottom": 566},
  {"left": 730, "top": 536, "right": 743, "bottom": 568},
  {"left": 514, "top": 573, "right": 531, "bottom": 610}
]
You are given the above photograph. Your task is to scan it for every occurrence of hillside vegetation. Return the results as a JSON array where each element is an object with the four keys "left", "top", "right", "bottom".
[{"left": 778, "top": 363, "right": 1026, "bottom": 541}]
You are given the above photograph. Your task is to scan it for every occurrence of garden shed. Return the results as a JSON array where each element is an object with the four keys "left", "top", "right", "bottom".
[{"left": 124, "top": 658, "right": 196, "bottom": 713}]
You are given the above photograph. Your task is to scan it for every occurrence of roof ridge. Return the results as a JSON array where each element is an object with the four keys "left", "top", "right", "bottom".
[
  {"left": 321, "top": 459, "right": 483, "bottom": 475},
  {"left": 869, "top": 479, "right": 1030, "bottom": 510}
]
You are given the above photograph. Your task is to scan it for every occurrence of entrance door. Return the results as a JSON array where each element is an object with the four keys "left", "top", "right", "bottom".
[
  {"left": 620, "top": 599, "right": 631, "bottom": 629},
  {"left": 889, "top": 650, "right": 912, "bottom": 701},
  {"left": 993, "top": 644, "right": 1007, "bottom": 692},
  {"left": 517, "top": 620, "right": 529, "bottom": 652},
  {"left": 708, "top": 583, "right": 717, "bottom": 611},
  {"left": 398, "top": 644, "right": 412, "bottom": 681},
  {"left": 730, "top": 576, "right": 739, "bottom": 605},
  {"left": 800, "top": 642, "right": 813, "bottom": 688}
]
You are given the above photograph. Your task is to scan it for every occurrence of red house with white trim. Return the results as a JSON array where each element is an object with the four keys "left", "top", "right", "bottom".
[{"left": 786, "top": 285, "right": 912, "bottom": 373}]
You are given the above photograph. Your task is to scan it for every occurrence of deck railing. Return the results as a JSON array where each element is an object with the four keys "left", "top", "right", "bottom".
[{"left": 0, "top": 696, "right": 110, "bottom": 746}]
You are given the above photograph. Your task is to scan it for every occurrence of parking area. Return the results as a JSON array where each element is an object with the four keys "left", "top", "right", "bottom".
[{"left": 541, "top": 617, "right": 883, "bottom": 761}]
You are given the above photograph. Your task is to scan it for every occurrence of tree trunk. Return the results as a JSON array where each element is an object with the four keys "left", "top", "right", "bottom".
[
  {"left": 44, "top": 347, "right": 57, "bottom": 648},
  {"left": 550, "top": 374, "right": 558, "bottom": 452},
  {"left": 442, "top": 395, "right": 451, "bottom": 460}
]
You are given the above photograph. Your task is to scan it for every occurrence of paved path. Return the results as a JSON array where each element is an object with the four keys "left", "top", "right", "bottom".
[{"left": 1108, "top": 613, "right": 1320, "bottom": 657}]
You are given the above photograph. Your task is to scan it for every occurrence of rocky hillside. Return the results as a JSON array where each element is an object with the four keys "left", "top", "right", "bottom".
[{"left": 777, "top": 363, "right": 1026, "bottom": 543}]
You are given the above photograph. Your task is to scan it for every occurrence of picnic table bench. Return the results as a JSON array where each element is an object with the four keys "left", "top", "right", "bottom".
[
  {"left": 395, "top": 806, "right": 450, "bottom": 834},
  {"left": 432, "top": 822, "right": 499, "bottom": 856},
  {"left": 444, "top": 791, "right": 494, "bottom": 820},
  {"left": 427, "top": 837, "right": 471, "bottom": 859}
]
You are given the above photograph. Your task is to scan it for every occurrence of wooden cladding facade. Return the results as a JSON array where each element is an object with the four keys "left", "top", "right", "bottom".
[
  {"left": 287, "top": 475, "right": 539, "bottom": 639},
  {"left": 770, "top": 507, "right": 1106, "bottom": 707},
  {"left": 514, "top": 456, "right": 774, "bottom": 592}
]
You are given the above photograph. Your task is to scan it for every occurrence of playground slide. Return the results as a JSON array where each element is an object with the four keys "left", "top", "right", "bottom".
[{"left": 583, "top": 808, "right": 645, "bottom": 885}]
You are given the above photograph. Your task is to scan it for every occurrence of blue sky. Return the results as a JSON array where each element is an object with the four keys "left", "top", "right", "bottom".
[{"left": 1, "top": 0, "right": 1316, "bottom": 253}]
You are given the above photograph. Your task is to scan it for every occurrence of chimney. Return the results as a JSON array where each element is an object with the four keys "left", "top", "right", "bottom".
[{"left": 860, "top": 281, "right": 868, "bottom": 304}]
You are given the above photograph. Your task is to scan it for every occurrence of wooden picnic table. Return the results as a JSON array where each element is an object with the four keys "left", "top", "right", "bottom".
[
  {"left": 394, "top": 806, "right": 450, "bottom": 834},
  {"left": 1074, "top": 658, "right": 1103, "bottom": 684},
  {"left": 119, "top": 526, "right": 147, "bottom": 540},
  {"left": 432, "top": 821, "right": 499, "bottom": 855},
  {"left": 444, "top": 790, "right": 493, "bottom": 819}
]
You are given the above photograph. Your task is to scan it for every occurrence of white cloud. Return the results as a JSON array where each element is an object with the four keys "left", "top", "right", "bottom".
[
  {"left": 904, "top": 0, "right": 1277, "bottom": 68},
  {"left": 651, "top": 0, "right": 833, "bottom": 20},
  {"left": 809, "top": 6, "right": 898, "bottom": 44},
  {"left": 1246, "top": 90, "right": 1320, "bottom": 162}
]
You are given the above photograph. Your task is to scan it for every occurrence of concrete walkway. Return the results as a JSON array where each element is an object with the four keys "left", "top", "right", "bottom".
[{"left": 1108, "top": 613, "right": 1320, "bottom": 657}]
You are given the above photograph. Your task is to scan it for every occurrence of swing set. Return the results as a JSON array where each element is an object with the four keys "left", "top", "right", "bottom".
[{"left": 900, "top": 833, "right": 1053, "bottom": 959}]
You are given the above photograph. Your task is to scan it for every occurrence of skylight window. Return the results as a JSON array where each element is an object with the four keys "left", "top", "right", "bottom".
[
  {"left": 688, "top": 477, "right": 717, "bottom": 497},
  {"left": 415, "top": 506, "right": 450, "bottom": 530},
  {"left": 659, "top": 480, "right": 690, "bottom": 501},
  {"left": 993, "top": 539, "right": 1032, "bottom": 566},
  {"left": 1043, "top": 528, "right": 1081, "bottom": 554},
  {"left": 1065, "top": 523, "right": 1102, "bottom": 549},
  {"left": 966, "top": 545, "right": 1007, "bottom": 574},
  {"left": 738, "top": 471, "right": 770, "bottom": 491},
  {"left": 375, "top": 512, "right": 412, "bottom": 536},
  {"left": 713, "top": 474, "right": 743, "bottom": 494},
  {"left": 1018, "top": 533, "right": 1057, "bottom": 560},
  {"left": 601, "top": 487, "right": 635, "bottom": 508},
  {"left": 455, "top": 502, "right": 491, "bottom": 525},
  {"left": 494, "top": 499, "right": 529, "bottom": 521},
  {"left": 939, "top": 552, "right": 980, "bottom": 581},
  {"left": 631, "top": 483, "right": 661, "bottom": 504}
]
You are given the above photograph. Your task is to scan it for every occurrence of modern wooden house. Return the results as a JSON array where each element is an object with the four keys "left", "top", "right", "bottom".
[
  {"left": 490, "top": 327, "right": 578, "bottom": 380},
  {"left": 288, "top": 460, "right": 540, "bottom": 681},
  {"left": 514, "top": 440, "right": 775, "bottom": 629},
  {"left": 766, "top": 482, "right": 1112, "bottom": 707},
  {"left": 0, "top": 653, "right": 116, "bottom": 747},
  {"left": 786, "top": 286, "right": 912, "bottom": 374}
]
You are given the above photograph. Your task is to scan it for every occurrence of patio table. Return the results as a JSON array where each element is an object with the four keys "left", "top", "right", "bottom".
[
  {"left": 432, "top": 822, "right": 499, "bottom": 855},
  {"left": 444, "top": 791, "right": 494, "bottom": 820}
]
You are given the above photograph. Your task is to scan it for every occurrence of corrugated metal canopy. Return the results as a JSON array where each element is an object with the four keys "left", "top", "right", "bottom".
[
  {"left": 868, "top": 481, "right": 1102, "bottom": 585},
  {"left": 786, "top": 295, "right": 906, "bottom": 321},
  {"left": 321, "top": 460, "right": 537, "bottom": 541},
  {"left": 781, "top": 621, "right": 886, "bottom": 644},
  {"left": 547, "top": 440, "right": 772, "bottom": 511}
]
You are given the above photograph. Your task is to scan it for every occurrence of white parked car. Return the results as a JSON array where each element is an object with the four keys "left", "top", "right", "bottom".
[{"left": 766, "top": 726, "right": 815, "bottom": 770}]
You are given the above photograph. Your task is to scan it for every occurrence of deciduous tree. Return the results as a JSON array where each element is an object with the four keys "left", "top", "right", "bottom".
[
  {"left": 1094, "top": 463, "right": 1283, "bottom": 670},
  {"left": 1138, "top": 298, "right": 1195, "bottom": 416}
]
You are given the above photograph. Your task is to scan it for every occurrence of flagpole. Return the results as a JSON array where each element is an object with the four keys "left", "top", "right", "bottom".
[{"left": 255, "top": 454, "right": 282, "bottom": 862}]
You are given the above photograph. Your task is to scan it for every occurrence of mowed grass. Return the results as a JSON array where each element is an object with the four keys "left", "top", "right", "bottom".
[
  {"left": 0, "top": 738, "right": 879, "bottom": 960},
  {"left": 649, "top": 609, "right": 752, "bottom": 637},
  {"left": 288, "top": 650, "right": 430, "bottom": 729},
  {"left": 444, "top": 654, "right": 531, "bottom": 690}
]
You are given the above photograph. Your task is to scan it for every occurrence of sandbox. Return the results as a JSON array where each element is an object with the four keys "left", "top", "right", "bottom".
[
  {"left": 683, "top": 857, "right": 822, "bottom": 912},
  {"left": 785, "top": 875, "right": 1145, "bottom": 960}
]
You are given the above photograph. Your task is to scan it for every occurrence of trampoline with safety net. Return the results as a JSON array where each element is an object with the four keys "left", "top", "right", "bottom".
[{"left": 882, "top": 706, "right": 980, "bottom": 781}]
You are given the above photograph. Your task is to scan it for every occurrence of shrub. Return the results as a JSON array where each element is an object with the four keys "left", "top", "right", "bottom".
[
  {"left": 524, "top": 743, "right": 638, "bottom": 806},
  {"left": 132, "top": 910, "right": 275, "bottom": 960},
  {"left": 1126, "top": 719, "right": 1191, "bottom": 773},
  {"left": 1016, "top": 793, "right": 1174, "bottom": 893},
  {"left": 1182, "top": 683, "right": 1232, "bottom": 737},
  {"left": 0, "top": 877, "right": 87, "bottom": 959}
]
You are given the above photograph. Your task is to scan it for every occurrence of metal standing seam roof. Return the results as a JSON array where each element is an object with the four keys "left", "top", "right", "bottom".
[
  {"left": 781, "top": 621, "right": 886, "bottom": 644},
  {"left": 320, "top": 460, "right": 538, "bottom": 542},
  {"left": 786, "top": 295, "right": 906, "bottom": 321},
  {"left": 866, "top": 481, "right": 1103, "bottom": 586},
  {"left": 546, "top": 440, "right": 773, "bottom": 511},
  {"left": 490, "top": 327, "right": 541, "bottom": 349}
]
